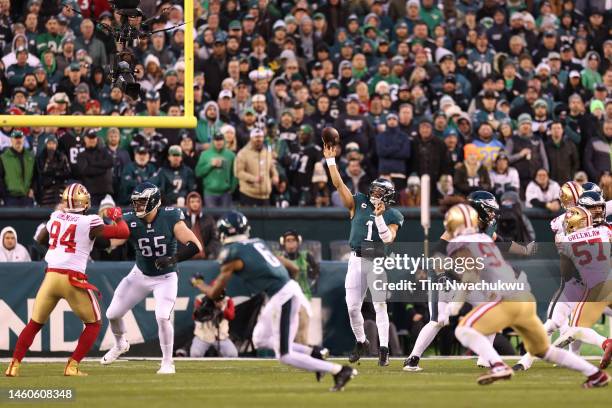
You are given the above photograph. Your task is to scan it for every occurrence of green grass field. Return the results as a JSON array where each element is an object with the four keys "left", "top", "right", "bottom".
[{"left": 1, "top": 358, "right": 610, "bottom": 408}]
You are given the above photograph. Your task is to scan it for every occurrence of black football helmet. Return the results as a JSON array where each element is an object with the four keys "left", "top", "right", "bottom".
[
  {"left": 217, "top": 211, "right": 251, "bottom": 242},
  {"left": 577, "top": 190, "right": 606, "bottom": 225},
  {"left": 467, "top": 191, "right": 500, "bottom": 230},
  {"left": 369, "top": 178, "right": 395, "bottom": 206}
]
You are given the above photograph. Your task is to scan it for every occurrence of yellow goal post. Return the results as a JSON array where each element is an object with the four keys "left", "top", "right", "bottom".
[{"left": 0, "top": 0, "right": 196, "bottom": 129}]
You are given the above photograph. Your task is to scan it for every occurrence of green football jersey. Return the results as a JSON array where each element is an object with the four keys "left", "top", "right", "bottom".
[
  {"left": 349, "top": 193, "right": 404, "bottom": 252},
  {"left": 124, "top": 207, "right": 185, "bottom": 276},
  {"left": 218, "top": 238, "right": 290, "bottom": 297}
]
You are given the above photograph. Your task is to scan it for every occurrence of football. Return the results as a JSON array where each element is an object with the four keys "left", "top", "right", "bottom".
[{"left": 321, "top": 126, "right": 340, "bottom": 148}]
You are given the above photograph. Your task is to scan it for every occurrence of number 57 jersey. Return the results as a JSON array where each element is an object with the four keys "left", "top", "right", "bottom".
[
  {"left": 559, "top": 225, "right": 612, "bottom": 290},
  {"left": 45, "top": 210, "right": 104, "bottom": 274}
]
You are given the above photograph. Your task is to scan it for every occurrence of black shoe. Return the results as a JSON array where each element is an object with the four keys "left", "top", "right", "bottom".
[
  {"left": 378, "top": 346, "right": 389, "bottom": 367},
  {"left": 330, "top": 365, "right": 358, "bottom": 392},
  {"left": 512, "top": 363, "right": 526, "bottom": 371},
  {"left": 348, "top": 340, "right": 370, "bottom": 363},
  {"left": 311, "top": 346, "right": 330, "bottom": 382},
  {"left": 402, "top": 355, "right": 422, "bottom": 372}
]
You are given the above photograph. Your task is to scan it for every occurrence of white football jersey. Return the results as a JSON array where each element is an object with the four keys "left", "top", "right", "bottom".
[
  {"left": 559, "top": 225, "right": 612, "bottom": 289},
  {"left": 448, "top": 232, "right": 525, "bottom": 298},
  {"left": 44, "top": 211, "right": 103, "bottom": 274}
]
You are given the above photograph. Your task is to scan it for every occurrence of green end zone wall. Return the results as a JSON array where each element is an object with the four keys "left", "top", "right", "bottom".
[
  {"left": 0, "top": 207, "right": 556, "bottom": 259},
  {"left": 0, "top": 260, "right": 563, "bottom": 357}
]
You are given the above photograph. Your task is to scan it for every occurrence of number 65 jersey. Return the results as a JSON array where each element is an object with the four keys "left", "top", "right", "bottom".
[
  {"left": 123, "top": 207, "right": 184, "bottom": 276},
  {"left": 559, "top": 225, "right": 612, "bottom": 290},
  {"left": 45, "top": 211, "right": 104, "bottom": 274}
]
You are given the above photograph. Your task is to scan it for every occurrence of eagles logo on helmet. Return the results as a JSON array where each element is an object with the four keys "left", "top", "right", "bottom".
[
  {"left": 467, "top": 190, "right": 499, "bottom": 229},
  {"left": 369, "top": 178, "right": 395, "bottom": 206},
  {"left": 217, "top": 211, "right": 251, "bottom": 243},
  {"left": 577, "top": 190, "right": 606, "bottom": 225},
  {"left": 130, "top": 181, "right": 161, "bottom": 218}
]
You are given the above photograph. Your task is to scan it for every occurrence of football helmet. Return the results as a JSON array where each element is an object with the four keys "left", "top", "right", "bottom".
[
  {"left": 467, "top": 190, "right": 499, "bottom": 229},
  {"left": 559, "top": 181, "right": 583, "bottom": 209},
  {"left": 369, "top": 178, "right": 395, "bottom": 206},
  {"left": 577, "top": 190, "right": 606, "bottom": 225},
  {"left": 580, "top": 182, "right": 602, "bottom": 194},
  {"left": 62, "top": 183, "right": 91, "bottom": 213},
  {"left": 563, "top": 206, "right": 593, "bottom": 235},
  {"left": 444, "top": 203, "right": 479, "bottom": 238},
  {"left": 130, "top": 181, "right": 161, "bottom": 218},
  {"left": 217, "top": 211, "right": 250, "bottom": 242}
]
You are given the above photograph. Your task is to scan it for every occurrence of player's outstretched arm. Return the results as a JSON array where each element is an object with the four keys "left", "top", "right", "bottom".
[
  {"left": 90, "top": 207, "right": 130, "bottom": 240},
  {"left": 323, "top": 144, "right": 355, "bottom": 216}
]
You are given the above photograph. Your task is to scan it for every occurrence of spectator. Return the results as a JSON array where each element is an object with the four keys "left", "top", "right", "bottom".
[
  {"left": 287, "top": 125, "right": 322, "bottom": 205},
  {"left": 399, "top": 174, "right": 421, "bottom": 207},
  {"left": 339, "top": 158, "right": 370, "bottom": 197},
  {"left": 375, "top": 113, "right": 411, "bottom": 190},
  {"left": 489, "top": 151, "right": 520, "bottom": 198},
  {"left": 471, "top": 121, "right": 504, "bottom": 169},
  {"left": 545, "top": 121, "right": 579, "bottom": 184},
  {"left": 35, "top": 135, "right": 71, "bottom": 207},
  {"left": 188, "top": 290, "right": 238, "bottom": 358},
  {"left": 74, "top": 19, "right": 107, "bottom": 68},
  {"left": 311, "top": 162, "right": 330, "bottom": 208},
  {"left": 0, "top": 226, "right": 31, "bottom": 262},
  {"left": 182, "top": 192, "right": 221, "bottom": 260},
  {"left": 118, "top": 146, "right": 159, "bottom": 205},
  {"left": 155, "top": 145, "right": 197, "bottom": 207},
  {"left": 179, "top": 132, "right": 200, "bottom": 170},
  {"left": 453, "top": 143, "right": 491, "bottom": 196},
  {"left": 196, "top": 101, "right": 223, "bottom": 151},
  {"left": 525, "top": 168, "right": 561, "bottom": 212},
  {"left": 0, "top": 130, "right": 35, "bottom": 206},
  {"left": 333, "top": 94, "right": 375, "bottom": 163},
  {"left": 234, "top": 128, "right": 278, "bottom": 206},
  {"left": 194, "top": 133, "right": 235, "bottom": 207},
  {"left": 435, "top": 174, "right": 455, "bottom": 203},
  {"left": 276, "top": 230, "right": 319, "bottom": 344},
  {"left": 74, "top": 129, "right": 113, "bottom": 206},
  {"left": 104, "top": 127, "right": 131, "bottom": 197},
  {"left": 410, "top": 119, "right": 450, "bottom": 201},
  {"left": 583, "top": 118, "right": 612, "bottom": 182},
  {"left": 505, "top": 113, "right": 549, "bottom": 198}
]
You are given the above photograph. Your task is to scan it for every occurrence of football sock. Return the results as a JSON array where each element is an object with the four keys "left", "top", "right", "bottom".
[
  {"left": 543, "top": 346, "right": 598, "bottom": 377},
  {"left": 279, "top": 352, "right": 341, "bottom": 374},
  {"left": 72, "top": 321, "right": 101, "bottom": 362},
  {"left": 409, "top": 321, "right": 441, "bottom": 358},
  {"left": 109, "top": 318, "right": 126, "bottom": 346},
  {"left": 292, "top": 343, "right": 313, "bottom": 355},
  {"left": 455, "top": 326, "right": 503, "bottom": 366},
  {"left": 157, "top": 317, "right": 174, "bottom": 365},
  {"left": 516, "top": 352, "right": 536, "bottom": 369},
  {"left": 13, "top": 319, "right": 43, "bottom": 362},
  {"left": 486, "top": 333, "right": 495, "bottom": 344},
  {"left": 570, "top": 340, "right": 582, "bottom": 355},
  {"left": 574, "top": 327, "right": 607, "bottom": 348},
  {"left": 347, "top": 304, "right": 366, "bottom": 343},
  {"left": 373, "top": 302, "right": 389, "bottom": 348}
]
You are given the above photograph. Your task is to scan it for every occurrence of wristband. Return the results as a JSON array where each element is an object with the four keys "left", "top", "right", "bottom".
[
  {"left": 375, "top": 215, "right": 393, "bottom": 243},
  {"left": 325, "top": 157, "right": 336, "bottom": 166}
]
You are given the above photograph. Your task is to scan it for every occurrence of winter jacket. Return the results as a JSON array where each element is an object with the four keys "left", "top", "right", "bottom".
[
  {"left": 75, "top": 146, "right": 114, "bottom": 196},
  {"left": 195, "top": 146, "right": 237, "bottom": 196},
  {"left": 584, "top": 136, "right": 612, "bottom": 182},
  {"left": 0, "top": 148, "right": 35, "bottom": 199},
  {"left": 234, "top": 143, "right": 278, "bottom": 200},
  {"left": 154, "top": 164, "right": 197, "bottom": 206},
  {"left": 36, "top": 147, "right": 71, "bottom": 206},
  {"left": 118, "top": 162, "right": 159, "bottom": 205},
  {"left": 544, "top": 138, "right": 579, "bottom": 184},
  {"left": 453, "top": 163, "right": 492, "bottom": 196},
  {"left": 410, "top": 136, "right": 450, "bottom": 199},
  {"left": 505, "top": 134, "right": 549, "bottom": 185},
  {"left": 525, "top": 180, "right": 561, "bottom": 209},
  {"left": 196, "top": 101, "right": 224, "bottom": 147},
  {"left": 375, "top": 127, "right": 411, "bottom": 175},
  {"left": 0, "top": 227, "right": 31, "bottom": 262}
]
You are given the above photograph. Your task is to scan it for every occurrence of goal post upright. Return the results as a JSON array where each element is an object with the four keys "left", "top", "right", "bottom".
[{"left": 0, "top": 0, "right": 197, "bottom": 129}]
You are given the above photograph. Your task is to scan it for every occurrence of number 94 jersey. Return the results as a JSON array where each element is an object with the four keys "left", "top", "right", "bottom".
[
  {"left": 218, "top": 238, "right": 290, "bottom": 297},
  {"left": 124, "top": 207, "right": 184, "bottom": 276},
  {"left": 559, "top": 225, "right": 612, "bottom": 289},
  {"left": 45, "top": 211, "right": 104, "bottom": 274}
]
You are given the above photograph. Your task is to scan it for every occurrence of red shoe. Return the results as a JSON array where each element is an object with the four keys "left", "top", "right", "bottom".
[
  {"left": 600, "top": 339, "right": 612, "bottom": 369},
  {"left": 583, "top": 371, "right": 609, "bottom": 388},
  {"left": 477, "top": 362, "right": 513, "bottom": 385}
]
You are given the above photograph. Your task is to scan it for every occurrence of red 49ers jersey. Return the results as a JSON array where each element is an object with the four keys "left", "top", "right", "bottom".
[
  {"left": 44, "top": 211, "right": 103, "bottom": 274},
  {"left": 560, "top": 225, "right": 612, "bottom": 289}
]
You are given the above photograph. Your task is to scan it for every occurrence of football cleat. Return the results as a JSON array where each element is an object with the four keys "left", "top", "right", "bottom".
[
  {"left": 402, "top": 355, "right": 423, "bottom": 372},
  {"left": 583, "top": 370, "right": 610, "bottom": 388},
  {"left": 378, "top": 346, "right": 390, "bottom": 367},
  {"left": 512, "top": 363, "right": 527, "bottom": 371},
  {"left": 330, "top": 365, "right": 358, "bottom": 392},
  {"left": 157, "top": 362, "right": 175, "bottom": 374},
  {"left": 64, "top": 359, "right": 88, "bottom": 376},
  {"left": 477, "top": 362, "right": 513, "bottom": 385},
  {"left": 600, "top": 339, "right": 612, "bottom": 369},
  {"left": 311, "top": 346, "right": 330, "bottom": 382},
  {"left": 100, "top": 341, "right": 130, "bottom": 365},
  {"left": 348, "top": 339, "right": 369, "bottom": 363},
  {"left": 5, "top": 359, "right": 20, "bottom": 377}
]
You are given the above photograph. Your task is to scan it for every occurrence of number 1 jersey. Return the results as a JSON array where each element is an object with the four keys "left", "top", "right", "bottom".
[{"left": 45, "top": 211, "right": 104, "bottom": 274}]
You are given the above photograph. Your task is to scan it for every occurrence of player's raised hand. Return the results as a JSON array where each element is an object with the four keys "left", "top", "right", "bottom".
[
  {"left": 374, "top": 200, "right": 385, "bottom": 216},
  {"left": 323, "top": 144, "right": 335, "bottom": 158},
  {"left": 105, "top": 207, "right": 123, "bottom": 222}
]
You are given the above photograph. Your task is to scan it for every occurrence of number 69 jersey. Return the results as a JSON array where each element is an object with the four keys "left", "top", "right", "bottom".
[
  {"left": 123, "top": 207, "right": 184, "bottom": 276},
  {"left": 559, "top": 225, "right": 612, "bottom": 289},
  {"left": 44, "top": 211, "right": 104, "bottom": 274},
  {"left": 218, "top": 238, "right": 290, "bottom": 297}
]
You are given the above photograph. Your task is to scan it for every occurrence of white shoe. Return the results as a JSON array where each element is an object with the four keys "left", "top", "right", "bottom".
[
  {"left": 100, "top": 341, "right": 130, "bottom": 365},
  {"left": 157, "top": 363, "right": 175, "bottom": 374}
]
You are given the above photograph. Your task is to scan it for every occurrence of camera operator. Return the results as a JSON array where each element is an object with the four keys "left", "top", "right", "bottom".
[
  {"left": 276, "top": 230, "right": 319, "bottom": 345},
  {"left": 190, "top": 277, "right": 238, "bottom": 357}
]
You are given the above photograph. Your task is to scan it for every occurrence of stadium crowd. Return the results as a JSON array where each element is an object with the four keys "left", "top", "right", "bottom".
[{"left": 0, "top": 0, "right": 609, "bottom": 212}]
